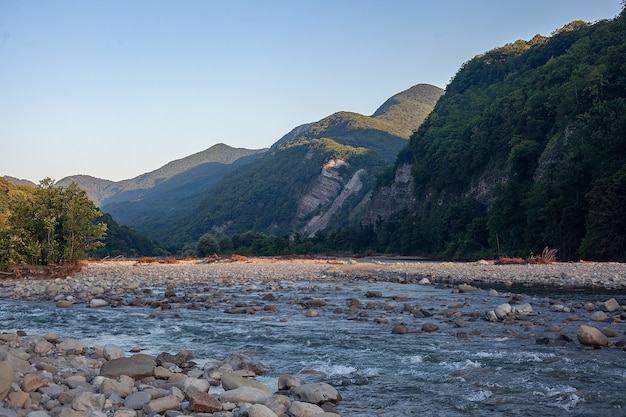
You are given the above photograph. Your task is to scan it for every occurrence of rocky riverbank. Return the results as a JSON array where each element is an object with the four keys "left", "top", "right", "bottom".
[{"left": 1, "top": 258, "right": 626, "bottom": 417}]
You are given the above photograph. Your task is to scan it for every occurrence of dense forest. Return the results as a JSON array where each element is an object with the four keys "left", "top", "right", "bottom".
[{"left": 360, "top": 12, "right": 626, "bottom": 261}]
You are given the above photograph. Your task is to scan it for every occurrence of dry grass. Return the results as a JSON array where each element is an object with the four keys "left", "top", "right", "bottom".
[{"left": 495, "top": 247, "right": 558, "bottom": 265}]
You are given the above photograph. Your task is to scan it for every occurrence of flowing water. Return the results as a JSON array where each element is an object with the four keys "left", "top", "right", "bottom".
[{"left": 2, "top": 280, "right": 626, "bottom": 416}]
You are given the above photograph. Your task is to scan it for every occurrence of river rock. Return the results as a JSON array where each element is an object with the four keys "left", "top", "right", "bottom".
[
  {"left": 248, "top": 403, "right": 277, "bottom": 417},
  {"left": 7, "top": 391, "right": 30, "bottom": 409},
  {"left": 495, "top": 303, "right": 512, "bottom": 319},
  {"left": 56, "top": 300, "right": 73, "bottom": 308},
  {"left": 57, "top": 339, "right": 86, "bottom": 355},
  {"left": 458, "top": 284, "right": 479, "bottom": 293},
  {"left": 89, "top": 298, "right": 108, "bottom": 308},
  {"left": 99, "top": 375, "right": 134, "bottom": 397},
  {"left": 23, "top": 373, "right": 49, "bottom": 392},
  {"left": 100, "top": 354, "right": 155, "bottom": 379},
  {"left": 288, "top": 401, "right": 324, "bottom": 417},
  {"left": 602, "top": 327, "right": 622, "bottom": 338},
  {"left": 219, "top": 387, "right": 271, "bottom": 404},
  {"left": 123, "top": 391, "right": 152, "bottom": 410},
  {"left": 188, "top": 390, "right": 222, "bottom": 413},
  {"left": 577, "top": 325, "right": 609, "bottom": 347},
  {"left": 223, "top": 353, "right": 269, "bottom": 375},
  {"left": 222, "top": 373, "right": 271, "bottom": 394},
  {"left": 0, "top": 352, "right": 14, "bottom": 401},
  {"left": 181, "top": 376, "right": 211, "bottom": 395},
  {"left": 278, "top": 374, "right": 304, "bottom": 391},
  {"left": 292, "top": 383, "right": 341, "bottom": 404},
  {"left": 421, "top": 323, "right": 439, "bottom": 332},
  {"left": 262, "top": 394, "right": 291, "bottom": 414},
  {"left": 103, "top": 345, "right": 125, "bottom": 360},
  {"left": 143, "top": 395, "right": 180, "bottom": 414},
  {"left": 45, "top": 283, "right": 59, "bottom": 297},
  {"left": 72, "top": 392, "right": 105, "bottom": 411},
  {"left": 0, "top": 407, "right": 18, "bottom": 417},
  {"left": 590, "top": 311, "right": 608, "bottom": 321},
  {"left": 604, "top": 298, "right": 621, "bottom": 312},
  {"left": 513, "top": 303, "right": 533, "bottom": 315},
  {"left": 391, "top": 324, "right": 408, "bottom": 334},
  {"left": 34, "top": 339, "right": 54, "bottom": 355}
]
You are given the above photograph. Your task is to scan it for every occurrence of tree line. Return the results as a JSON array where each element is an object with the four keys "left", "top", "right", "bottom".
[{"left": 0, "top": 178, "right": 107, "bottom": 270}]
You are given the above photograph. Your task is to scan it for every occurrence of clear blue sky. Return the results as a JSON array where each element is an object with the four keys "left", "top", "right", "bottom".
[{"left": 1, "top": 0, "right": 622, "bottom": 182}]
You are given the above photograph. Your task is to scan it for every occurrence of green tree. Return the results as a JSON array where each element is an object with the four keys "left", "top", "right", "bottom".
[{"left": 196, "top": 233, "right": 220, "bottom": 257}]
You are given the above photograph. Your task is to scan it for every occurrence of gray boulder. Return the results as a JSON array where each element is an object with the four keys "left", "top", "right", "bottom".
[
  {"left": 219, "top": 387, "right": 271, "bottom": 404},
  {"left": 222, "top": 373, "right": 271, "bottom": 393},
  {"left": 100, "top": 354, "right": 155, "bottom": 379},
  {"left": 292, "top": 383, "right": 341, "bottom": 404},
  {"left": 0, "top": 352, "right": 14, "bottom": 401},
  {"left": 577, "top": 325, "right": 609, "bottom": 348}
]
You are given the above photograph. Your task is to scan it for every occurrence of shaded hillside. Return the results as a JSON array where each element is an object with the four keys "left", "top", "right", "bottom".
[
  {"left": 57, "top": 143, "right": 265, "bottom": 206},
  {"left": 159, "top": 84, "right": 443, "bottom": 247},
  {"left": 365, "top": 12, "right": 626, "bottom": 261}
]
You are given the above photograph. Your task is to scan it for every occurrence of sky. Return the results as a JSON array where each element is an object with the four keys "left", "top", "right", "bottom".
[{"left": 0, "top": 0, "right": 622, "bottom": 183}]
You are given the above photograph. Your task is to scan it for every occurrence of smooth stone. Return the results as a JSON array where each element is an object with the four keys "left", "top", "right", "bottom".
[
  {"left": 391, "top": 324, "right": 408, "bottom": 334},
  {"left": 56, "top": 300, "right": 73, "bottom": 308},
  {"left": 577, "top": 325, "right": 609, "bottom": 347},
  {"left": 495, "top": 303, "right": 512, "bottom": 319},
  {"left": 0, "top": 407, "right": 18, "bottom": 417},
  {"left": 23, "top": 373, "right": 49, "bottom": 392},
  {"left": 278, "top": 374, "right": 304, "bottom": 391},
  {"left": 103, "top": 345, "right": 125, "bottom": 361},
  {"left": 262, "top": 395, "right": 291, "bottom": 415},
  {"left": 421, "top": 323, "right": 439, "bottom": 332},
  {"left": 458, "top": 284, "right": 480, "bottom": 293},
  {"left": 288, "top": 401, "right": 324, "bottom": 417},
  {"left": 7, "top": 391, "right": 30, "bottom": 409},
  {"left": 305, "top": 309, "right": 318, "bottom": 317},
  {"left": 180, "top": 377, "right": 211, "bottom": 395},
  {"left": 602, "top": 327, "right": 622, "bottom": 337},
  {"left": 143, "top": 395, "right": 180, "bottom": 414},
  {"left": 72, "top": 392, "right": 105, "bottom": 411},
  {"left": 590, "top": 311, "right": 608, "bottom": 321},
  {"left": 291, "top": 383, "right": 342, "bottom": 404},
  {"left": 99, "top": 375, "right": 134, "bottom": 397},
  {"left": 248, "top": 404, "right": 277, "bottom": 417},
  {"left": 513, "top": 303, "right": 533, "bottom": 315},
  {"left": 188, "top": 391, "right": 222, "bottom": 413},
  {"left": 34, "top": 339, "right": 54, "bottom": 355},
  {"left": 57, "top": 339, "right": 86, "bottom": 355},
  {"left": 123, "top": 392, "right": 152, "bottom": 410},
  {"left": 221, "top": 373, "right": 271, "bottom": 394},
  {"left": 112, "top": 409, "right": 136, "bottom": 417},
  {"left": 26, "top": 411, "right": 51, "bottom": 417},
  {"left": 219, "top": 387, "right": 271, "bottom": 404},
  {"left": 0, "top": 353, "right": 15, "bottom": 401},
  {"left": 604, "top": 298, "right": 621, "bottom": 312},
  {"left": 89, "top": 299, "right": 109, "bottom": 308},
  {"left": 100, "top": 354, "right": 155, "bottom": 379},
  {"left": 418, "top": 278, "right": 430, "bottom": 285},
  {"left": 45, "top": 283, "right": 59, "bottom": 297},
  {"left": 223, "top": 353, "right": 269, "bottom": 375}
]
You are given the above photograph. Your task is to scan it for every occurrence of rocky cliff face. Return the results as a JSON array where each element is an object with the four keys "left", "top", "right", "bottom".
[
  {"left": 364, "top": 163, "right": 417, "bottom": 224},
  {"left": 297, "top": 159, "right": 365, "bottom": 236}
]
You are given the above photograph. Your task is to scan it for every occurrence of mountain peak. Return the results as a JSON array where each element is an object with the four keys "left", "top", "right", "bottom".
[{"left": 372, "top": 84, "right": 444, "bottom": 137}]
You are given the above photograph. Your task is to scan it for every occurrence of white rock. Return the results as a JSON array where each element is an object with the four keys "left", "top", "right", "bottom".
[
  {"left": 513, "top": 303, "right": 533, "bottom": 315},
  {"left": 495, "top": 303, "right": 511, "bottom": 319},
  {"left": 90, "top": 298, "right": 109, "bottom": 308}
]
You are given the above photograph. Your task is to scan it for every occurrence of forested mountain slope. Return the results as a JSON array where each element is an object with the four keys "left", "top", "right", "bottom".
[
  {"left": 366, "top": 13, "right": 626, "bottom": 261},
  {"left": 158, "top": 84, "right": 443, "bottom": 248}
]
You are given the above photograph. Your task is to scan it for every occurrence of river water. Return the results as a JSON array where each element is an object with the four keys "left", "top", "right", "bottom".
[{"left": 2, "top": 280, "right": 626, "bottom": 416}]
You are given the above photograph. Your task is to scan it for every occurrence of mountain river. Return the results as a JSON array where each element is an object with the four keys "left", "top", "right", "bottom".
[{"left": 2, "top": 279, "right": 626, "bottom": 416}]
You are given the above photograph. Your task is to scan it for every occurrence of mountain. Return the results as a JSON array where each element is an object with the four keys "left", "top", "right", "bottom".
[
  {"left": 158, "top": 84, "right": 444, "bottom": 247},
  {"left": 364, "top": 12, "right": 626, "bottom": 261},
  {"left": 56, "top": 144, "right": 266, "bottom": 239}
]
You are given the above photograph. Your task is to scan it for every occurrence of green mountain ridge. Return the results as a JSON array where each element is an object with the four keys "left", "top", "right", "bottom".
[
  {"left": 364, "top": 12, "right": 626, "bottom": 261},
  {"left": 156, "top": 83, "right": 444, "bottom": 247}
]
